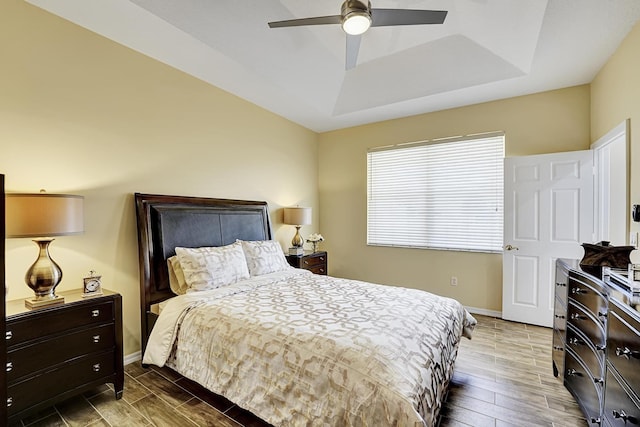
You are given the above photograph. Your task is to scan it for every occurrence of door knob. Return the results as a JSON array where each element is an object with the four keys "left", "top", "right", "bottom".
[{"left": 504, "top": 244, "right": 519, "bottom": 251}]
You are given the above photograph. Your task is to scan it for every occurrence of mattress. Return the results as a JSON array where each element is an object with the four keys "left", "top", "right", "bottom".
[{"left": 144, "top": 269, "right": 475, "bottom": 426}]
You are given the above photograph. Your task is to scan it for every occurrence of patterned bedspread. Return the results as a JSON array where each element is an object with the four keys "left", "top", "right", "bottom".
[{"left": 143, "top": 269, "right": 476, "bottom": 426}]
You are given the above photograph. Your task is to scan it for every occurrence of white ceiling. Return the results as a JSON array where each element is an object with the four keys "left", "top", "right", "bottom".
[{"left": 27, "top": 0, "right": 640, "bottom": 132}]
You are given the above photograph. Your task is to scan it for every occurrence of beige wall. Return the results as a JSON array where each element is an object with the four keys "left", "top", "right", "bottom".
[
  {"left": 318, "top": 86, "right": 591, "bottom": 312},
  {"left": 4, "top": 0, "right": 630, "bottom": 357},
  {"left": 591, "top": 21, "right": 640, "bottom": 241},
  {"left": 0, "top": 0, "right": 319, "bottom": 357}
]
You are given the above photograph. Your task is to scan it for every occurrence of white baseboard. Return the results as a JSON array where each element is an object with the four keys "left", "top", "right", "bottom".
[
  {"left": 124, "top": 351, "right": 142, "bottom": 366},
  {"left": 465, "top": 306, "right": 501, "bottom": 318}
]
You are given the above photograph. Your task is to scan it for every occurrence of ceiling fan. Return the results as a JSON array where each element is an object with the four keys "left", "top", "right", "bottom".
[{"left": 268, "top": 0, "right": 448, "bottom": 70}]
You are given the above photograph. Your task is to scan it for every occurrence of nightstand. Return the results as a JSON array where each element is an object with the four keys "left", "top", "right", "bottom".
[
  {"left": 286, "top": 251, "right": 327, "bottom": 275},
  {"left": 6, "top": 289, "right": 124, "bottom": 423}
]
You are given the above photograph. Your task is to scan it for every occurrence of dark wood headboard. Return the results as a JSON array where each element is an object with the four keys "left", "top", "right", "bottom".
[{"left": 134, "top": 193, "right": 273, "bottom": 353}]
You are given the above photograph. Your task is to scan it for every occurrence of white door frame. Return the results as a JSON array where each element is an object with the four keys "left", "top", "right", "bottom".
[{"left": 591, "top": 119, "right": 630, "bottom": 245}]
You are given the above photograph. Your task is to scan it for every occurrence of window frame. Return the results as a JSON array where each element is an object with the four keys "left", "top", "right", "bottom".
[{"left": 366, "top": 132, "right": 505, "bottom": 253}]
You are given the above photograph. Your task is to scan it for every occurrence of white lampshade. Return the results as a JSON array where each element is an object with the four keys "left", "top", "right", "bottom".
[
  {"left": 284, "top": 207, "right": 312, "bottom": 226},
  {"left": 6, "top": 193, "right": 84, "bottom": 238},
  {"left": 284, "top": 206, "right": 312, "bottom": 250}
]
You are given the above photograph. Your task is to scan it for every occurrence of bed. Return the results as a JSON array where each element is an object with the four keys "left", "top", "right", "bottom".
[{"left": 135, "top": 193, "right": 476, "bottom": 427}]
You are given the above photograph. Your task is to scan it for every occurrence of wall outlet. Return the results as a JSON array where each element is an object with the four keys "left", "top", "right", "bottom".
[
  {"left": 450, "top": 276, "right": 458, "bottom": 286},
  {"left": 631, "top": 232, "right": 638, "bottom": 249}
]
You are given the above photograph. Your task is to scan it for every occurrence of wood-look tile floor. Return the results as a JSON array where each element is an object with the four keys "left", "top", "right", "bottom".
[{"left": 10, "top": 315, "right": 587, "bottom": 427}]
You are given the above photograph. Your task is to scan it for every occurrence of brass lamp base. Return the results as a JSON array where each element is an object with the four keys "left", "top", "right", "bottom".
[
  {"left": 291, "top": 225, "right": 305, "bottom": 248},
  {"left": 24, "top": 238, "right": 65, "bottom": 310},
  {"left": 25, "top": 295, "right": 65, "bottom": 309}
]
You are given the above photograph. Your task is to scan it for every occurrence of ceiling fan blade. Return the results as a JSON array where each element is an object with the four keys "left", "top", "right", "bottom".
[
  {"left": 370, "top": 9, "right": 447, "bottom": 27},
  {"left": 345, "top": 34, "right": 361, "bottom": 70},
  {"left": 268, "top": 15, "right": 342, "bottom": 28}
]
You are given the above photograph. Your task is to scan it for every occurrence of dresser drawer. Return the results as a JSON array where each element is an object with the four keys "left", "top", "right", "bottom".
[
  {"left": 301, "top": 253, "right": 326, "bottom": 268},
  {"left": 306, "top": 264, "right": 326, "bottom": 275},
  {"left": 7, "top": 349, "right": 115, "bottom": 416},
  {"left": 568, "top": 300, "right": 606, "bottom": 350},
  {"left": 6, "top": 300, "right": 114, "bottom": 345},
  {"left": 569, "top": 271, "right": 607, "bottom": 321},
  {"left": 552, "top": 329, "right": 565, "bottom": 378},
  {"left": 556, "top": 261, "right": 571, "bottom": 307},
  {"left": 7, "top": 323, "right": 115, "bottom": 382},
  {"left": 566, "top": 323, "right": 604, "bottom": 381},
  {"left": 554, "top": 296, "right": 567, "bottom": 332},
  {"left": 607, "top": 299, "right": 640, "bottom": 399},
  {"left": 604, "top": 366, "right": 640, "bottom": 427},
  {"left": 565, "top": 348, "right": 603, "bottom": 424}
]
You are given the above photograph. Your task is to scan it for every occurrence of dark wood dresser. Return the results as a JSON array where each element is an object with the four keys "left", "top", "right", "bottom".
[
  {"left": 6, "top": 289, "right": 123, "bottom": 423},
  {"left": 603, "top": 276, "right": 640, "bottom": 427},
  {"left": 286, "top": 251, "right": 327, "bottom": 275},
  {"left": 553, "top": 259, "right": 571, "bottom": 378},
  {"left": 554, "top": 260, "right": 640, "bottom": 425}
]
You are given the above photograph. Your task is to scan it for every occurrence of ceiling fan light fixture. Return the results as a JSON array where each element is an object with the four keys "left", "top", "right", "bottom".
[
  {"left": 342, "top": 12, "right": 371, "bottom": 35},
  {"left": 340, "top": 0, "right": 372, "bottom": 35}
]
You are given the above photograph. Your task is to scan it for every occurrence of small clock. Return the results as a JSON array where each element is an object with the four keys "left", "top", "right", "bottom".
[{"left": 82, "top": 270, "right": 103, "bottom": 298}]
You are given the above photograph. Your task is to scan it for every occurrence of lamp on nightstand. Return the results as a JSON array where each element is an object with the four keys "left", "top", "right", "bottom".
[
  {"left": 283, "top": 206, "right": 311, "bottom": 256},
  {"left": 6, "top": 191, "right": 84, "bottom": 308}
]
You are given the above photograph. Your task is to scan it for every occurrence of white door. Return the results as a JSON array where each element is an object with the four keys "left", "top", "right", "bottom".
[{"left": 503, "top": 151, "right": 594, "bottom": 327}]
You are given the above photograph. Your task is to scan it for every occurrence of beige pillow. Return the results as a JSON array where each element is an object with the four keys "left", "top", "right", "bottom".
[
  {"left": 167, "top": 256, "right": 188, "bottom": 295},
  {"left": 175, "top": 241, "right": 250, "bottom": 292},
  {"left": 239, "top": 240, "right": 290, "bottom": 276}
]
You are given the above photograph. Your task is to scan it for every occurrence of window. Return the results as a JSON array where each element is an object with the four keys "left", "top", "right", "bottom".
[{"left": 367, "top": 133, "right": 505, "bottom": 252}]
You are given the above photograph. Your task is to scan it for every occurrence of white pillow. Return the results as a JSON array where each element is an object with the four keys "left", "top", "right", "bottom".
[
  {"left": 239, "top": 240, "right": 290, "bottom": 276},
  {"left": 175, "top": 242, "right": 250, "bottom": 292},
  {"left": 167, "top": 256, "right": 188, "bottom": 295}
]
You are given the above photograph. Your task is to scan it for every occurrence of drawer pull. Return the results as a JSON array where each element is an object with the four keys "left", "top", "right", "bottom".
[
  {"left": 554, "top": 314, "right": 565, "bottom": 319},
  {"left": 91, "top": 309, "right": 100, "bottom": 317},
  {"left": 566, "top": 368, "right": 581, "bottom": 377},
  {"left": 570, "top": 313, "right": 585, "bottom": 320},
  {"left": 6, "top": 331, "right": 12, "bottom": 340},
  {"left": 553, "top": 345, "right": 564, "bottom": 351},
  {"left": 6, "top": 397, "right": 12, "bottom": 408},
  {"left": 597, "top": 311, "right": 607, "bottom": 318},
  {"left": 596, "top": 344, "right": 606, "bottom": 351},
  {"left": 6, "top": 362, "right": 12, "bottom": 372},
  {"left": 594, "top": 377, "right": 604, "bottom": 385},
  {"left": 319, "top": 257, "right": 325, "bottom": 261},
  {"left": 303, "top": 260, "right": 309, "bottom": 265},
  {"left": 93, "top": 335, "right": 101, "bottom": 343},
  {"left": 92, "top": 363, "right": 101, "bottom": 372},
  {"left": 319, "top": 269, "right": 325, "bottom": 273},
  {"left": 571, "top": 287, "right": 587, "bottom": 295},
  {"left": 556, "top": 282, "right": 567, "bottom": 287},
  {"left": 615, "top": 346, "right": 640, "bottom": 359},
  {"left": 568, "top": 337, "right": 583, "bottom": 346},
  {"left": 612, "top": 410, "right": 629, "bottom": 421}
]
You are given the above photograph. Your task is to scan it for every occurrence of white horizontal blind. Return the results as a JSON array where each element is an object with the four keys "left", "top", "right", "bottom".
[{"left": 367, "top": 134, "right": 504, "bottom": 252}]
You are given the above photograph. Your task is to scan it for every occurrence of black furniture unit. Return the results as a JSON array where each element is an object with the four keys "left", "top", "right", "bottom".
[
  {"left": 554, "top": 260, "right": 640, "bottom": 425},
  {"left": 566, "top": 266, "right": 607, "bottom": 424},
  {"left": 603, "top": 278, "right": 640, "bottom": 427},
  {"left": 6, "top": 289, "right": 123, "bottom": 423},
  {"left": 553, "top": 259, "right": 571, "bottom": 378},
  {"left": 1, "top": 175, "right": 6, "bottom": 425},
  {"left": 286, "top": 251, "right": 328, "bottom": 275}
]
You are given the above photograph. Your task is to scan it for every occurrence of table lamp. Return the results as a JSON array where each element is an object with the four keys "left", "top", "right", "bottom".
[
  {"left": 6, "top": 192, "right": 84, "bottom": 308},
  {"left": 283, "top": 206, "right": 311, "bottom": 255}
]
